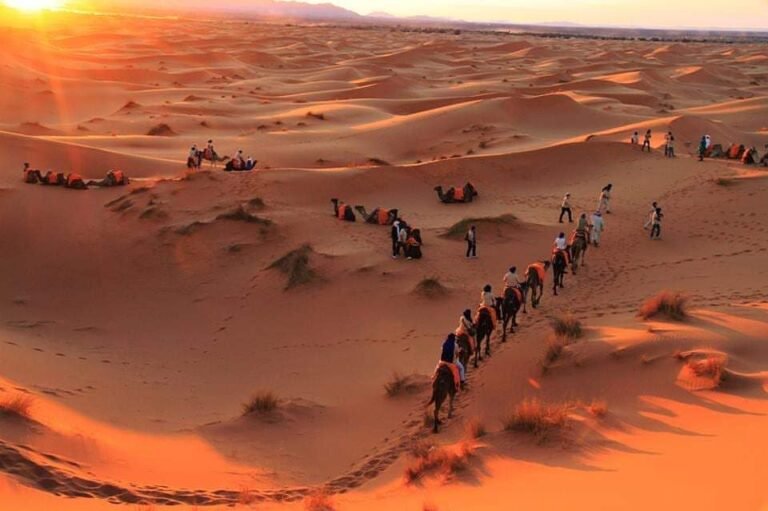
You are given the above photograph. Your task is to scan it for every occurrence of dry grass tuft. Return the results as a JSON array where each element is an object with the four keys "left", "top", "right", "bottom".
[
  {"left": 587, "top": 399, "right": 608, "bottom": 418},
  {"left": 550, "top": 314, "right": 583, "bottom": 339},
  {"left": 304, "top": 489, "right": 335, "bottom": 511},
  {"left": 442, "top": 215, "right": 517, "bottom": 239},
  {"left": 0, "top": 394, "right": 34, "bottom": 420},
  {"left": 543, "top": 337, "right": 567, "bottom": 367},
  {"left": 268, "top": 245, "right": 321, "bottom": 290},
  {"left": 464, "top": 418, "right": 487, "bottom": 439},
  {"left": 384, "top": 372, "right": 424, "bottom": 397},
  {"left": 687, "top": 355, "right": 727, "bottom": 386},
  {"left": 413, "top": 277, "right": 449, "bottom": 299},
  {"left": 242, "top": 391, "right": 279, "bottom": 416},
  {"left": 404, "top": 441, "right": 475, "bottom": 484},
  {"left": 638, "top": 291, "right": 688, "bottom": 321},
  {"left": 504, "top": 398, "right": 572, "bottom": 442}
]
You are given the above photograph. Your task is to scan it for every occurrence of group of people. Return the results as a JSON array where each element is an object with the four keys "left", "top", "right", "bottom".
[
  {"left": 187, "top": 140, "right": 256, "bottom": 171},
  {"left": 22, "top": 163, "right": 128, "bottom": 190},
  {"left": 631, "top": 129, "right": 676, "bottom": 157},
  {"left": 391, "top": 218, "right": 423, "bottom": 260}
]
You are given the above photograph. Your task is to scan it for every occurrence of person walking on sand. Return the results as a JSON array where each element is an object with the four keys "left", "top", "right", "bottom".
[
  {"left": 391, "top": 219, "right": 401, "bottom": 258},
  {"left": 650, "top": 207, "right": 663, "bottom": 240},
  {"left": 598, "top": 184, "right": 612, "bottom": 214},
  {"left": 664, "top": 131, "right": 675, "bottom": 157},
  {"left": 591, "top": 210, "right": 605, "bottom": 247},
  {"left": 698, "top": 135, "right": 707, "bottom": 162},
  {"left": 642, "top": 129, "right": 652, "bottom": 152},
  {"left": 559, "top": 192, "right": 573, "bottom": 223},
  {"left": 630, "top": 131, "right": 639, "bottom": 145},
  {"left": 465, "top": 225, "right": 477, "bottom": 258},
  {"left": 397, "top": 223, "right": 409, "bottom": 257},
  {"left": 643, "top": 201, "right": 659, "bottom": 230}
]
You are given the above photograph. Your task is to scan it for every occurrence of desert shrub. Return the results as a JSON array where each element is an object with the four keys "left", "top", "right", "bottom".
[
  {"left": 464, "top": 418, "right": 487, "bottom": 439},
  {"left": 0, "top": 394, "right": 33, "bottom": 419},
  {"left": 242, "top": 391, "right": 279, "bottom": 416},
  {"left": 638, "top": 291, "right": 688, "bottom": 321},
  {"left": 413, "top": 277, "right": 449, "bottom": 299},
  {"left": 404, "top": 441, "right": 474, "bottom": 484},
  {"left": 550, "top": 314, "right": 583, "bottom": 339},
  {"left": 504, "top": 398, "right": 572, "bottom": 441},
  {"left": 384, "top": 372, "right": 423, "bottom": 397}
]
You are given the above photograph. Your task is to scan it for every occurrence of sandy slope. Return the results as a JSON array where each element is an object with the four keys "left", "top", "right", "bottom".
[{"left": 1, "top": 8, "right": 768, "bottom": 510}]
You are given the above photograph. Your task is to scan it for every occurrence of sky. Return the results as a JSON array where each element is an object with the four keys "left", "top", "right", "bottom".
[{"left": 309, "top": 0, "right": 768, "bottom": 30}]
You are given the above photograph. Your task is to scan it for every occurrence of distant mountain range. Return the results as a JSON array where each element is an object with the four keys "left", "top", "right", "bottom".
[{"left": 81, "top": 0, "right": 363, "bottom": 19}]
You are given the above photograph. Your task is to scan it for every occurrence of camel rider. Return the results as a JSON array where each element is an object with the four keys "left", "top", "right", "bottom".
[
  {"left": 480, "top": 285, "right": 498, "bottom": 328},
  {"left": 439, "top": 333, "right": 464, "bottom": 391},
  {"left": 207, "top": 139, "right": 215, "bottom": 157},
  {"left": 232, "top": 149, "right": 245, "bottom": 169},
  {"left": 553, "top": 232, "right": 571, "bottom": 266},
  {"left": 503, "top": 266, "right": 522, "bottom": 290},
  {"left": 456, "top": 309, "right": 476, "bottom": 352},
  {"left": 189, "top": 145, "right": 198, "bottom": 159}
]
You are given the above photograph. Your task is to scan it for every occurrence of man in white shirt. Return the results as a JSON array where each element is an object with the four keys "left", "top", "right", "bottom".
[
  {"left": 591, "top": 211, "right": 605, "bottom": 247},
  {"left": 559, "top": 193, "right": 573, "bottom": 223}
]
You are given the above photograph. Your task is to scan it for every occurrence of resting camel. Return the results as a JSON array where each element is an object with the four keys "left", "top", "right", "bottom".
[
  {"left": 525, "top": 260, "right": 551, "bottom": 309},
  {"left": 474, "top": 306, "right": 495, "bottom": 363},
  {"left": 761, "top": 152, "right": 768, "bottom": 167},
  {"left": 65, "top": 173, "right": 88, "bottom": 190},
  {"left": 551, "top": 250, "right": 568, "bottom": 296},
  {"left": 353, "top": 206, "right": 399, "bottom": 226},
  {"left": 40, "top": 171, "right": 65, "bottom": 186},
  {"left": 23, "top": 163, "right": 43, "bottom": 184},
  {"left": 330, "top": 198, "right": 356, "bottom": 222},
  {"left": 224, "top": 159, "right": 257, "bottom": 172},
  {"left": 87, "top": 170, "right": 129, "bottom": 188},
  {"left": 428, "top": 364, "right": 456, "bottom": 433},
  {"left": 434, "top": 182, "right": 478, "bottom": 204},
  {"left": 569, "top": 230, "right": 589, "bottom": 274},
  {"left": 499, "top": 284, "right": 527, "bottom": 342}
]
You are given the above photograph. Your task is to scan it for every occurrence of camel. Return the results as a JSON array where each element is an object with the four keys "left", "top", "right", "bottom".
[
  {"left": 353, "top": 206, "right": 399, "bottom": 226},
  {"left": 330, "top": 198, "right": 356, "bottom": 221},
  {"left": 224, "top": 159, "right": 256, "bottom": 172},
  {"left": 23, "top": 163, "right": 43, "bottom": 184},
  {"left": 551, "top": 250, "right": 568, "bottom": 296},
  {"left": 525, "top": 260, "right": 551, "bottom": 309},
  {"left": 40, "top": 171, "right": 65, "bottom": 186},
  {"left": 433, "top": 182, "right": 478, "bottom": 204},
  {"left": 428, "top": 364, "right": 456, "bottom": 433},
  {"left": 570, "top": 231, "right": 588, "bottom": 274},
  {"left": 456, "top": 334, "right": 474, "bottom": 373},
  {"left": 65, "top": 173, "right": 88, "bottom": 190},
  {"left": 474, "top": 306, "right": 495, "bottom": 363},
  {"left": 87, "top": 170, "right": 129, "bottom": 188},
  {"left": 187, "top": 148, "right": 228, "bottom": 168},
  {"left": 499, "top": 285, "right": 527, "bottom": 342}
]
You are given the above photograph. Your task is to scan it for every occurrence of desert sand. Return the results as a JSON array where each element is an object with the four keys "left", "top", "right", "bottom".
[{"left": 1, "top": 7, "right": 768, "bottom": 510}]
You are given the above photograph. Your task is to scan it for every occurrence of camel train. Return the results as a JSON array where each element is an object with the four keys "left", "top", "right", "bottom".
[
  {"left": 434, "top": 182, "right": 478, "bottom": 203},
  {"left": 706, "top": 143, "right": 767, "bottom": 166},
  {"left": 23, "top": 164, "right": 128, "bottom": 190},
  {"left": 430, "top": 227, "right": 595, "bottom": 431}
]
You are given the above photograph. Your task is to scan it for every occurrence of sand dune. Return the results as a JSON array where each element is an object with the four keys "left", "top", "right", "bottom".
[{"left": 1, "top": 9, "right": 768, "bottom": 511}]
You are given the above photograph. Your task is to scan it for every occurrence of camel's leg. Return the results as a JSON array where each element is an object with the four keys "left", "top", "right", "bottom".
[
  {"left": 433, "top": 398, "right": 442, "bottom": 433},
  {"left": 485, "top": 333, "right": 491, "bottom": 356},
  {"left": 447, "top": 392, "right": 455, "bottom": 418}
]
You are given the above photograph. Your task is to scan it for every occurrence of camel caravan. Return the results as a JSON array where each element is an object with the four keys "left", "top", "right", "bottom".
[
  {"left": 186, "top": 140, "right": 256, "bottom": 171},
  {"left": 23, "top": 163, "right": 129, "bottom": 190},
  {"left": 702, "top": 140, "right": 768, "bottom": 166}
]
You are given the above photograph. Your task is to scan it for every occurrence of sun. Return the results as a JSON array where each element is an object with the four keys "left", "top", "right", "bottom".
[{"left": 3, "top": 0, "right": 64, "bottom": 11}]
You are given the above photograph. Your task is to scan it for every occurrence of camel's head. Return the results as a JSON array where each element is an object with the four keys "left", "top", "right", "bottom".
[
  {"left": 330, "top": 198, "right": 339, "bottom": 204},
  {"left": 433, "top": 186, "right": 442, "bottom": 192},
  {"left": 543, "top": 260, "right": 552, "bottom": 270}
]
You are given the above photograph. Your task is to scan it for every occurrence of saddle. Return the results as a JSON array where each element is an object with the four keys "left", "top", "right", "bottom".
[
  {"left": 376, "top": 209, "right": 390, "bottom": 225},
  {"left": 452, "top": 187, "right": 465, "bottom": 202},
  {"left": 505, "top": 286, "right": 523, "bottom": 303},
  {"left": 527, "top": 263, "right": 546, "bottom": 283}
]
